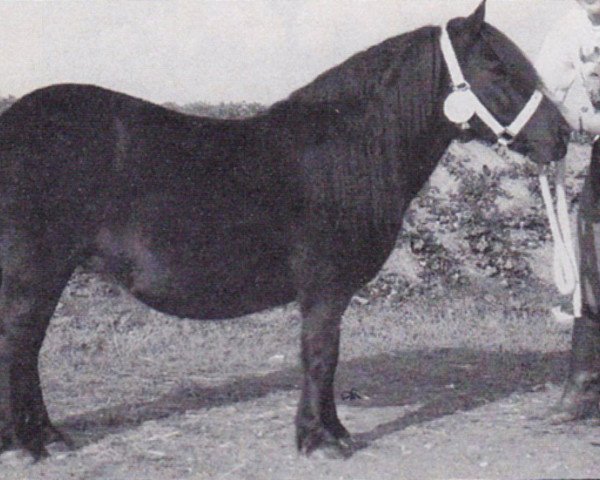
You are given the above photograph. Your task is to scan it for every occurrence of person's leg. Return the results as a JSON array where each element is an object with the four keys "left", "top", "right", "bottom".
[{"left": 559, "top": 139, "right": 600, "bottom": 418}]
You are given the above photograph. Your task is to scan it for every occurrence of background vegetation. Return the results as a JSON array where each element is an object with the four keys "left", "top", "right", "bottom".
[{"left": 0, "top": 95, "right": 264, "bottom": 119}]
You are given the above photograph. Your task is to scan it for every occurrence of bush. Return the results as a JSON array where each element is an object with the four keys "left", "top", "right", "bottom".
[{"left": 399, "top": 148, "right": 559, "bottom": 290}]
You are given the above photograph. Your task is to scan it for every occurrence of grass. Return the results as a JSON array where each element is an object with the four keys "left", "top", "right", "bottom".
[{"left": 40, "top": 268, "right": 571, "bottom": 428}]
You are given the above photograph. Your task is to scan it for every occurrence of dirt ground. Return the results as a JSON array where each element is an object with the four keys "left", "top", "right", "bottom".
[
  {"left": 1, "top": 277, "right": 599, "bottom": 480},
  {"left": 2, "top": 346, "right": 599, "bottom": 480}
]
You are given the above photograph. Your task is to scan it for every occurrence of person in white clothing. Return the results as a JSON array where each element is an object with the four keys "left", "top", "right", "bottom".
[
  {"left": 536, "top": 0, "right": 600, "bottom": 132},
  {"left": 536, "top": 0, "right": 600, "bottom": 420}
]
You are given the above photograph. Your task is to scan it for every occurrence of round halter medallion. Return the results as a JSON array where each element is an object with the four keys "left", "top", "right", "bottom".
[{"left": 443, "top": 89, "right": 478, "bottom": 124}]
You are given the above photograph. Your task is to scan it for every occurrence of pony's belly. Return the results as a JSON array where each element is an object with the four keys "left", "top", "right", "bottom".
[{"left": 94, "top": 224, "right": 295, "bottom": 319}]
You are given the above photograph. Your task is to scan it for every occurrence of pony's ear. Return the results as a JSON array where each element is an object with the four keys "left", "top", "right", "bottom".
[
  {"left": 447, "top": 0, "right": 486, "bottom": 43},
  {"left": 463, "top": 0, "right": 486, "bottom": 36}
]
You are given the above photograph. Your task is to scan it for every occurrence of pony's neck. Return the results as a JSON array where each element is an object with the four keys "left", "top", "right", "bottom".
[{"left": 276, "top": 26, "right": 456, "bottom": 238}]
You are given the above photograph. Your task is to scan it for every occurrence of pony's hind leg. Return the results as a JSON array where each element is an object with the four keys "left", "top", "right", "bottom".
[{"left": 0, "top": 235, "right": 76, "bottom": 459}]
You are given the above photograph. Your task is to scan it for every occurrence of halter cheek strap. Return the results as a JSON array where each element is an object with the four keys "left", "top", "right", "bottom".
[
  {"left": 442, "top": 25, "right": 580, "bottom": 323},
  {"left": 440, "top": 25, "right": 543, "bottom": 146}
]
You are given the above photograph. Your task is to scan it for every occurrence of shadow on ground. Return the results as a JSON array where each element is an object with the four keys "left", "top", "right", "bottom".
[{"left": 58, "top": 348, "right": 570, "bottom": 449}]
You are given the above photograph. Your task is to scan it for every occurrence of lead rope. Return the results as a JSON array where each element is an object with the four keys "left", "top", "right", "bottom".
[{"left": 538, "top": 159, "right": 581, "bottom": 324}]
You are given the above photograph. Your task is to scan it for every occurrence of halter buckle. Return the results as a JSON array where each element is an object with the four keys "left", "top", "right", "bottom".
[
  {"left": 496, "top": 130, "right": 514, "bottom": 147},
  {"left": 454, "top": 81, "right": 471, "bottom": 92}
]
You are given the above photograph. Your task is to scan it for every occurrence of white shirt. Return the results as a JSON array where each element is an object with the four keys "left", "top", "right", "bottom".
[{"left": 536, "top": 8, "right": 600, "bottom": 111}]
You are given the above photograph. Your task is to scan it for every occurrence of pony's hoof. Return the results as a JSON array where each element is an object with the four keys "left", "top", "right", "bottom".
[
  {"left": 43, "top": 425, "right": 74, "bottom": 450},
  {"left": 0, "top": 423, "right": 72, "bottom": 461},
  {"left": 297, "top": 427, "right": 356, "bottom": 459}
]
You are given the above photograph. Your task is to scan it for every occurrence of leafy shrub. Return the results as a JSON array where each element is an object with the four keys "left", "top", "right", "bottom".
[{"left": 401, "top": 149, "right": 556, "bottom": 290}]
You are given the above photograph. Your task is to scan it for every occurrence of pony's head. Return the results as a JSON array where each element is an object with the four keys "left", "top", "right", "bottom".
[
  {"left": 579, "top": 46, "right": 600, "bottom": 109},
  {"left": 444, "top": 1, "right": 570, "bottom": 164}
]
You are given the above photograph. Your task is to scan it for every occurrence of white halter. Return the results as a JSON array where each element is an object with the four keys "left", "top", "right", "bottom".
[
  {"left": 441, "top": 24, "right": 581, "bottom": 323},
  {"left": 439, "top": 24, "right": 544, "bottom": 146}
]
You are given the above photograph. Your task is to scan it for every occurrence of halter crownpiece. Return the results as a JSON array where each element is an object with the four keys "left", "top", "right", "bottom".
[{"left": 439, "top": 24, "right": 543, "bottom": 146}]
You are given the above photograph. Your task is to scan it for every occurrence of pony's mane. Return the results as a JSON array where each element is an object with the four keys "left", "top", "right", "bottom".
[
  {"left": 264, "top": 19, "right": 542, "bottom": 232},
  {"left": 286, "top": 25, "right": 440, "bottom": 105},
  {"left": 267, "top": 25, "right": 445, "bottom": 234},
  {"left": 280, "top": 21, "right": 539, "bottom": 106},
  {"left": 480, "top": 23, "right": 540, "bottom": 94}
]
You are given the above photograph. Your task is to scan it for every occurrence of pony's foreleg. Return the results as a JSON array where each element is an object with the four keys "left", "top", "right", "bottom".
[
  {"left": 295, "top": 281, "right": 354, "bottom": 457},
  {"left": 0, "top": 237, "right": 76, "bottom": 459}
]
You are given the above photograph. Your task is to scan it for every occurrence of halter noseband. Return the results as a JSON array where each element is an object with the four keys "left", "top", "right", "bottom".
[{"left": 440, "top": 24, "right": 543, "bottom": 147}]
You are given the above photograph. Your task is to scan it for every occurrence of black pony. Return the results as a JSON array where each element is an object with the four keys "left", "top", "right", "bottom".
[{"left": 0, "top": 2, "right": 568, "bottom": 458}]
